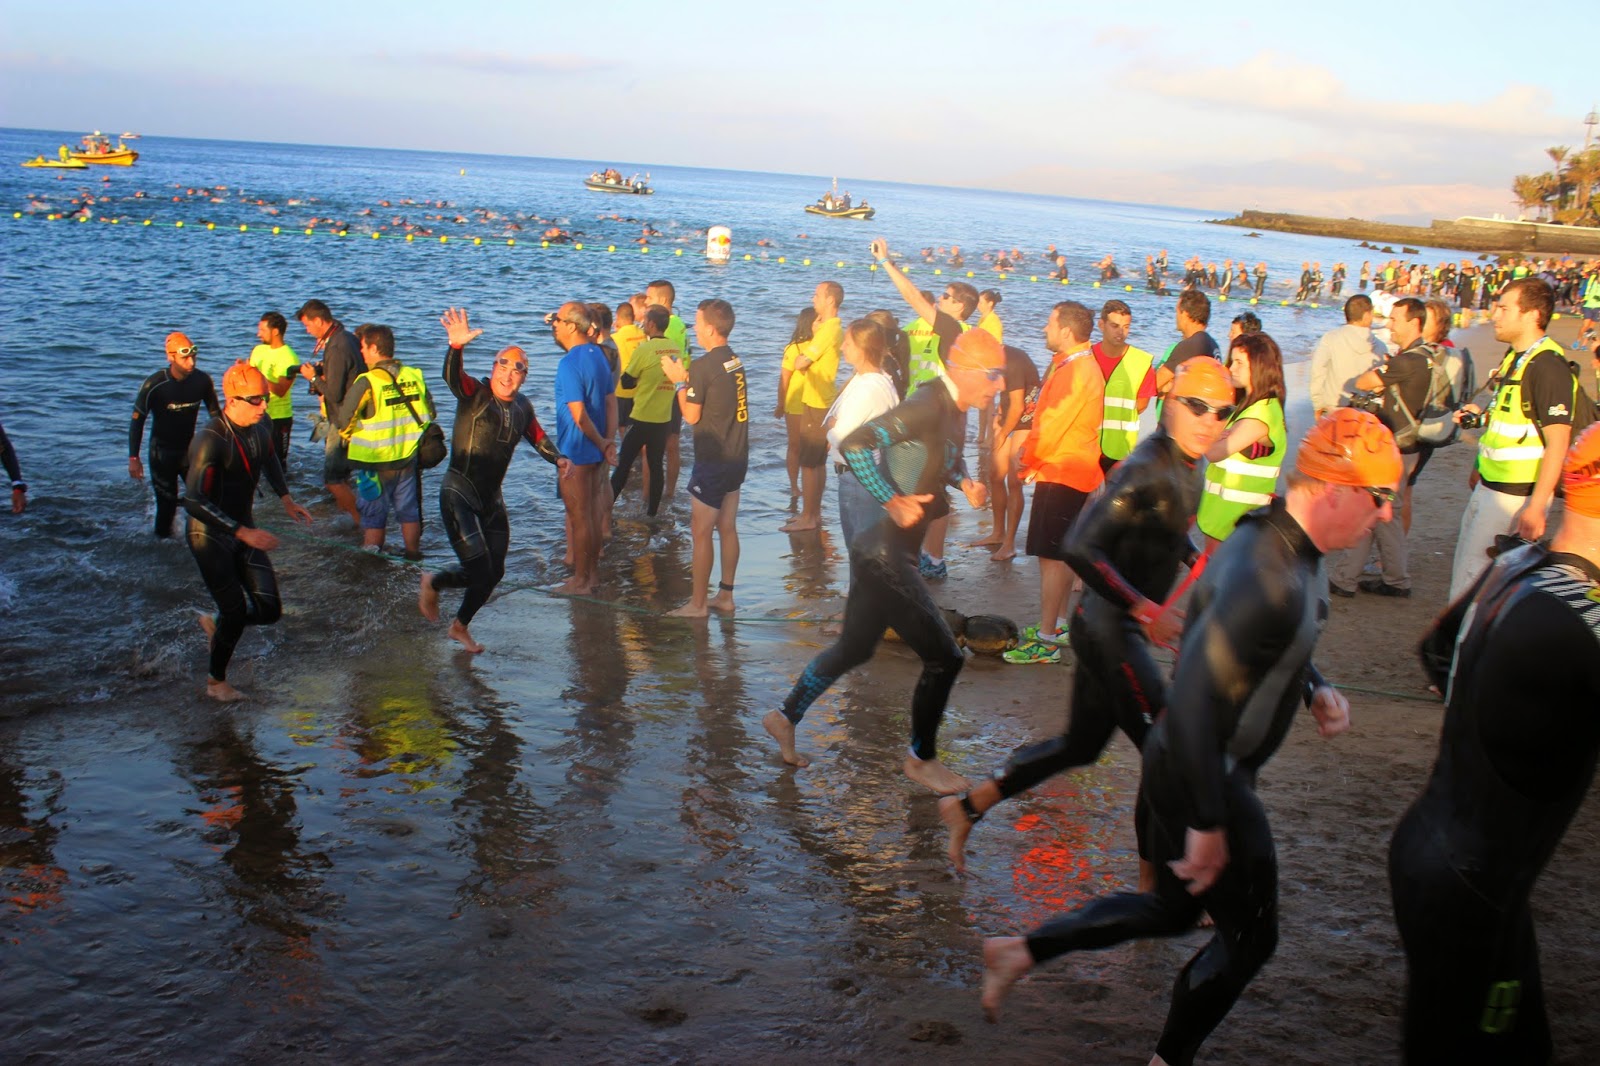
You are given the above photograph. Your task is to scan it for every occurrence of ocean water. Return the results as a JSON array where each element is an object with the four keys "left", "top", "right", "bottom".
[{"left": 0, "top": 129, "right": 1447, "bottom": 1058}]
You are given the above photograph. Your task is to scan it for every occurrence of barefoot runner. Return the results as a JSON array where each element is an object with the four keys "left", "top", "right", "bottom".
[
  {"left": 940, "top": 359, "right": 1236, "bottom": 873},
  {"left": 185, "top": 362, "right": 313, "bottom": 701},
  {"left": 980, "top": 409, "right": 1399, "bottom": 1066},
  {"left": 762, "top": 328, "right": 1002, "bottom": 795},
  {"left": 419, "top": 308, "right": 571, "bottom": 652}
]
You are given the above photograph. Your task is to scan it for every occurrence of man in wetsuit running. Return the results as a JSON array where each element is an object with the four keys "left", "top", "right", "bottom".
[
  {"left": 185, "top": 363, "right": 313, "bottom": 702},
  {"left": 419, "top": 309, "right": 571, "bottom": 653},
  {"left": 980, "top": 409, "right": 1401, "bottom": 1066},
  {"left": 939, "top": 359, "right": 1238, "bottom": 873},
  {"left": 130, "top": 331, "right": 220, "bottom": 537},
  {"left": 1388, "top": 423, "right": 1600, "bottom": 1065},
  {"left": 761, "top": 327, "right": 1002, "bottom": 796}
]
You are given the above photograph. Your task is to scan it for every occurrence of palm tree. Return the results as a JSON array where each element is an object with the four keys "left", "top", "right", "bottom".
[
  {"left": 1512, "top": 174, "right": 1548, "bottom": 219},
  {"left": 1546, "top": 146, "right": 1572, "bottom": 210},
  {"left": 1565, "top": 149, "right": 1600, "bottom": 224}
]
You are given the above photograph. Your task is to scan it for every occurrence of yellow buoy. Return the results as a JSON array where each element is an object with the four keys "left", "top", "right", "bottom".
[
  {"left": 674, "top": 248, "right": 682, "bottom": 256},
  {"left": 239, "top": 224, "right": 248, "bottom": 232},
  {"left": 1249, "top": 297, "right": 1257, "bottom": 305},
  {"left": 998, "top": 273, "right": 1007, "bottom": 280},
  {"left": 575, "top": 242, "right": 583, "bottom": 250},
  {"left": 507, "top": 238, "right": 515, "bottom": 246},
  {"left": 870, "top": 264, "right": 878, "bottom": 272},
  {"left": 440, "top": 235, "right": 448, "bottom": 243},
  {"left": 803, "top": 259, "right": 811, "bottom": 266},
  {"left": 966, "top": 270, "right": 974, "bottom": 278},
  {"left": 144, "top": 219, "right": 152, "bottom": 226},
  {"left": 743, "top": 253, "right": 752, "bottom": 261},
  {"left": 607, "top": 244, "right": 615, "bottom": 252},
  {"left": 541, "top": 240, "right": 550, "bottom": 248},
  {"left": 473, "top": 237, "right": 481, "bottom": 245},
  {"left": 372, "top": 232, "right": 380, "bottom": 239},
  {"left": 304, "top": 228, "right": 313, "bottom": 235},
  {"left": 1124, "top": 284, "right": 1132, "bottom": 291},
  {"left": 1218, "top": 294, "right": 1226, "bottom": 302},
  {"left": 1092, "top": 281, "right": 1100, "bottom": 288},
  {"left": 272, "top": 225, "right": 280, "bottom": 234},
  {"left": 778, "top": 256, "right": 786, "bottom": 264},
  {"left": 206, "top": 222, "right": 214, "bottom": 230},
  {"left": 933, "top": 268, "right": 942, "bottom": 275},
  {"left": 640, "top": 245, "right": 648, "bottom": 253},
  {"left": 175, "top": 221, "right": 184, "bottom": 228},
  {"left": 406, "top": 233, "right": 414, "bottom": 242}
]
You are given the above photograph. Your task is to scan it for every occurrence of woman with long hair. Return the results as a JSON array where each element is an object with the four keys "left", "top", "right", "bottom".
[
  {"left": 775, "top": 307, "right": 819, "bottom": 497},
  {"left": 1196, "top": 333, "right": 1287, "bottom": 549},
  {"left": 826, "top": 320, "right": 902, "bottom": 564}
]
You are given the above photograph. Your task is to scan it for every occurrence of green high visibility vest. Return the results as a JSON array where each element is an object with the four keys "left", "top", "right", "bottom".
[
  {"left": 1476, "top": 338, "right": 1565, "bottom": 487},
  {"left": 904, "top": 317, "right": 967, "bottom": 396},
  {"left": 1197, "top": 397, "right": 1286, "bottom": 541},
  {"left": 347, "top": 364, "right": 429, "bottom": 464},
  {"left": 1584, "top": 274, "right": 1600, "bottom": 309},
  {"left": 1097, "top": 344, "right": 1154, "bottom": 460}
]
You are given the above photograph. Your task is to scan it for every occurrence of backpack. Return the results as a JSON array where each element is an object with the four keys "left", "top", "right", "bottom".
[
  {"left": 1513, "top": 351, "right": 1598, "bottom": 441},
  {"left": 1385, "top": 342, "right": 1469, "bottom": 449}
]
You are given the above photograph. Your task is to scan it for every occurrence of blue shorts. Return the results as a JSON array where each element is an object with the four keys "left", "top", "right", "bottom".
[
  {"left": 1583, "top": 306, "right": 1600, "bottom": 323},
  {"left": 357, "top": 461, "right": 421, "bottom": 528},
  {"left": 687, "top": 461, "right": 746, "bottom": 509}
]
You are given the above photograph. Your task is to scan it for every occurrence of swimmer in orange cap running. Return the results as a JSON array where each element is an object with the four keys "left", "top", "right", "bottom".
[
  {"left": 981, "top": 408, "right": 1396, "bottom": 1066},
  {"left": 942, "top": 358, "right": 1236, "bottom": 875},
  {"left": 184, "top": 362, "right": 313, "bottom": 701}
]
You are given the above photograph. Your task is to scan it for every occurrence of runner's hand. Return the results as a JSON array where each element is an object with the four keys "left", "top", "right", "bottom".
[
  {"left": 440, "top": 307, "right": 483, "bottom": 348},
  {"left": 557, "top": 457, "right": 574, "bottom": 480},
  {"left": 1170, "top": 827, "right": 1228, "bottom": 895},
  {"left": 128, "top": 456, "right": 144, "bottom": 480},
  {"left": 1143, "top": 606, "right": 1183, "bottom": 650},
  {"left": 236, "top": 526, "right": 279, "bottom": 551},
  {"left": 282, "top": 498, "right": 313, "bottom": 526},
  {"left": 869, "top": 238, "right": 888, "bottom": 261},
  {"left": 885, "top": 493, "right": 934, "bottom": 529},
  {"left": 1309, "top": 685, "right": 1350, "bottom": 737}
]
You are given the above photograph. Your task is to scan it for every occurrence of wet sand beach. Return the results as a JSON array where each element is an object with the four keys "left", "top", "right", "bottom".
[{"left": 2, "top": 313, "right": 1597, "bottom": 1063}]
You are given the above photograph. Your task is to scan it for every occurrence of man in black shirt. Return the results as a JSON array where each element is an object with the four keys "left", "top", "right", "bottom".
[
  {"left": 294, "top": 299, "right": 361, "bottom": 523},
  {"left": 1154, "top": 289, "right": 1220, "bottom": 396},
  {"left": 1389, "top": 424, "right": 1600, "bottom": 1064},
  {"left": 1334, "top": 297, "right": 1432, "bottom": 597},
  {"left": 659, "top": 299, "right": 748, "bottom": 618},
  {"left": 129, "top": 331, "right": 220, "bottom": 537}
]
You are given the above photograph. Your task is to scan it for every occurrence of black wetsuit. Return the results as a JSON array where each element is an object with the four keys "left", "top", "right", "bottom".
[
  {"left": 0, "top": 420, "right": 21, "bottom": 491},
  {"left": 184, "top": 414, "right": 289, "bottom": 682},
  {"left": 131, "top": 368, "right": 220, "bottom": 536},
  {"left": 1021, "top": 498, "right": 1331, "bottom": 1066},
  {"left": 779, "top": 381, "right": 968, "bottom": 761},
  {"left": 430, "top": 347, "right": 563, "bottom": 625},
  {"left": 992, "top": 428, "right": 1203, "bottom": 801},
  {"left": 1389, "top": 545, "right": 1600, "bottom": 1065}
]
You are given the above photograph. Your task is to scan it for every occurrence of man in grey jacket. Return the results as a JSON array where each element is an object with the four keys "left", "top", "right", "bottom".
[{"left": 1310, "top": 294, "right": 1388, "bottom": 419}]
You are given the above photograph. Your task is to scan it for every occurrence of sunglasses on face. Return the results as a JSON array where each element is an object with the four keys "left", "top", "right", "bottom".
[
  {"left": 1173, "top": 396, "right": 1237, "bottom": 421},
  {"left": 233, "top": 394, "right": 268, "bottom": 407},
  {"left": 1360, "top": 486, "right": 1399, "bottom": 508},
  {"left": 171, "top": 347, "right": 197, "bottom": 358},
  {"left": 495, "top": 357, "right": 529, "bottom": 374}
]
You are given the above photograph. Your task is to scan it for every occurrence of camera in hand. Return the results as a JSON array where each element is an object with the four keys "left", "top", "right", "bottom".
[
  {"left": 1457, "top": 410, "right": 1484, "bottom": 430},
  {"left": 1347, "top": 390, "right": 1384, "bottom": 414}
]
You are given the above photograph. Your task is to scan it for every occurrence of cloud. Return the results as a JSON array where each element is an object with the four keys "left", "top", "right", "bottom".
[
  {"left": 375, "top": 49, "right": 614, "bottom": 77},
  {"left": 1145, "top": 51, "right": 1569, "bottom": 141}
]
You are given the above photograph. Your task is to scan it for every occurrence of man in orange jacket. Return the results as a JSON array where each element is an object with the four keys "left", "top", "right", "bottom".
[{"left": 1005, "top": 301, "right": 1106, "bottom": 665}]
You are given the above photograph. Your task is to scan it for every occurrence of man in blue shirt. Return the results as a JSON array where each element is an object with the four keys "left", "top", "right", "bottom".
[{"left": 551, "top": 302, "right": 617, "bottom": 595}]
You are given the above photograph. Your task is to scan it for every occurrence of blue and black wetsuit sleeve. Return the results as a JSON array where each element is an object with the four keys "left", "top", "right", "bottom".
[
  {"left": 840, "top": 406, "right": 918, "bottom": 504},
  {"left": 182, "top": 427, "right": 241, "bottom": 534}
]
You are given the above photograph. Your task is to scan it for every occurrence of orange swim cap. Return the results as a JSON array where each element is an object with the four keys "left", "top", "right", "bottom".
[
  {"left": 1169, "top": 357, "right": 1235, "bottom": 406},
  {"left": 222, "top": 360, "right": 268, "bottom": 400},
  {"left": 947, "top": 327, "right": 1004, "bottom": 372},
  {"left": 1295, "top": 408, "right": 1402, "bottom": 488},
  {"left": 1561, "top": 423, "right": 1600, "bottom": 518},
  {"left": 165, "top": 331, "right": 195, "bottom": 355}
]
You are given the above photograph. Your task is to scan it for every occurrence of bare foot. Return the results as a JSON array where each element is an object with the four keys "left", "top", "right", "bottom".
[
  {"left": 448, "top": 620, "right": 484, "bottom": 653},
  {"left": 966, "top": 534, "right": 1001, "bottom": 548},
  {"left": 903, "top": 755, "right": 970, "bottom": 796},
  {"left": 981, "top": 936, "right": 1032, "bottom": 1023},
  {"left": 938, "top": 795, "right": 977, "bottom": 872},
  {"left": 707, "top": 592, "right": 736, "bottom": 614},
  {"left": 552, "top": 578, "right": 596, "bottom": 597},
  {"left": 418, "top": 573, "right": 440, "bottom": 622},
  {"left": 762, "top": 710, "right": 810, "bottom": 767},
  {"left": 197, "top": 612, "right": 216, "bottom": 651},
  {"left": 990, "top": 545, "right": 1016, "bottom": 562},
  {"left": 205, "top": 678, "right": 248, "bottom": 702},
  {"left": 779, "top": 517, "right": 819, "bottom": 533},
  {"left": 668, "top": 601, "right": 708, "bottom": 618}
]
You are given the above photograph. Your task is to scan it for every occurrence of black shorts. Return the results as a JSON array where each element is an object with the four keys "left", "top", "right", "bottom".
[
  {"left": 1026, "top": 481, "right": 1090, "bottom": 561},
  {"left": 616, "top": 396, "right": 634, "bottom": 429},
  {"left": 688, "top": 461, "right": 747, "bottom": 509}
]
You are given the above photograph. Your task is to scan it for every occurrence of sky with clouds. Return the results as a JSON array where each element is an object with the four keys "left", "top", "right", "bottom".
[{"left": 1, "top": 0, "right": 1592, "bottom": 222}]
